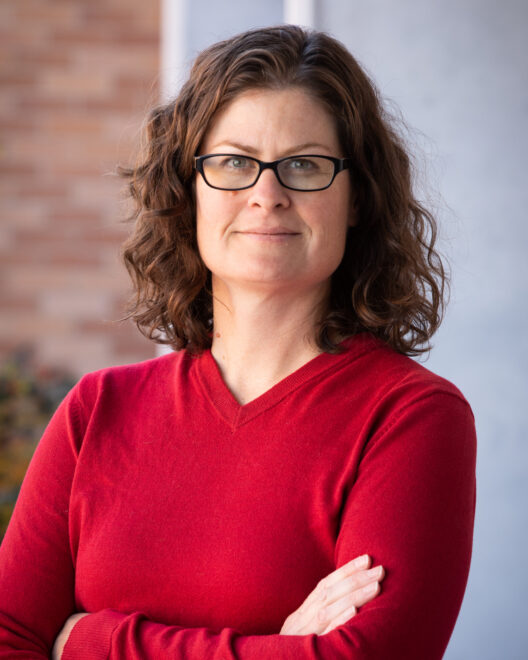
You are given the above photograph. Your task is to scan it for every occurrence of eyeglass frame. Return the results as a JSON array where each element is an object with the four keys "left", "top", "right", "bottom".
[{"left": 194, "top": 153, "right": 353, "bottom": 192}]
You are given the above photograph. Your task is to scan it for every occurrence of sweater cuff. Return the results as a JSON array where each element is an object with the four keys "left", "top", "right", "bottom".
[{"left": 62, "top": 609, "right": 127, "bottom": 660}]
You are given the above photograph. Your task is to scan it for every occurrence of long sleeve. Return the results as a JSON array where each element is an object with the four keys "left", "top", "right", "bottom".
[
  {"left": 63, "top": 390, "right": 476, "bottom": 659},
  {"left": 0, "top": 387, "right": 81, "bottom": 657},
  {"left": 0, "top": 343, "right": 477, "bottom": 659}
]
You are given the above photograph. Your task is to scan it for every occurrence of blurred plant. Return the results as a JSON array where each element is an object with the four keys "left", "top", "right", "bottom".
[{"left": 0, "top": 347, "right": 76, "bottom": 539}]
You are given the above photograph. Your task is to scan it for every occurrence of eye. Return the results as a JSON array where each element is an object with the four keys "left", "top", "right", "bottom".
[
  {"left": 287, "top": 157, "right": 319, "bottom": 171},
  {"left": 220, "top": 156, "right": 251, "bottom": 169}
]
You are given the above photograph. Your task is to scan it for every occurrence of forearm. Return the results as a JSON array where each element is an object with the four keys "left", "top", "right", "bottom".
[
  {"left": 63, "top": 609, "right": 365, "bottom": 660},
  {"left": 59, "top": 556, "right": 385, "bottom": 659}
]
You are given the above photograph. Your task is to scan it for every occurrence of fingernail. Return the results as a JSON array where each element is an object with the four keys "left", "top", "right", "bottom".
[
  {"left": 363, "top": 581, "right": 379, "bottom": 594},
  {"left": 354, "top": 554, "right": 369, "bottom": 567},
  {"left": 368, "top": 566, "right": 383, "bottom": 578}
]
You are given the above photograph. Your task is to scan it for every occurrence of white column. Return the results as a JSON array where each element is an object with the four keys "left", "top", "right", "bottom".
[
  {"left": 283, "top": 0, "right": 317, "bottom": 27},
  {"left": 160, "top": 0, "right": 187, "bottom": 102},
  {"left": 157, "top": 0, "right": 188, "bottom": 356}
]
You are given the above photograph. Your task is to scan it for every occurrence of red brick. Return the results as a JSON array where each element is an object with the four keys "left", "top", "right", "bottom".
[
  {"left": 11, "top": 183, "right": 71, "bottom": 199},
  {"left": 1, "top": 0, "right": 160, "bottom": 376},
  {"left": 0, "top": 72, "right": 38, "bottom": 87}
]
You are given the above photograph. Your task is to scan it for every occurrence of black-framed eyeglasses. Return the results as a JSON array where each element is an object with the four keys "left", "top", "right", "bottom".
[{"left": 194, "top": 154, "right": 352, "bottom": 192}]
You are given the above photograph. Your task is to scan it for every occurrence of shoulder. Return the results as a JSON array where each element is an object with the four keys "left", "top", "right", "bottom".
[
  {"left": 338, "top": 333, "right": 474, "bottom": 418},
  {"left": 339, "top": 335, "right": 477, "bottom": 469},
  {"left": 69, "top": 350, "right": 194, "bottom": 414}
]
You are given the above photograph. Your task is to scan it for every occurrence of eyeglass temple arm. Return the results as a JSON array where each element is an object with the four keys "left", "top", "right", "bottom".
[{"left": 336, "top": 158, "right": 352, "bottom": 173}]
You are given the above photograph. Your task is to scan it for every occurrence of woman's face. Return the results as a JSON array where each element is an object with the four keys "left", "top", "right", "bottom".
[{"left": 195, "top": 87, "right": 354, "bottom": 297}]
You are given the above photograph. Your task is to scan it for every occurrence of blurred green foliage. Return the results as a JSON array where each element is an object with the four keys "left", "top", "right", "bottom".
[{"left": 0, "top": 348, "right": 76, "bottom": 540}]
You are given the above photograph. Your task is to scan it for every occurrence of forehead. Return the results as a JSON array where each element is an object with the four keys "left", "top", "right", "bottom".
[{"left": 201, "top": 87, "right": 340, "bottom": 154}]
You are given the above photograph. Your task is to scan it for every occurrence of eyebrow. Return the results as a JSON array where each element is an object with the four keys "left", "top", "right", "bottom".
[{"left": 207, "top": 141, "right": 331, "bottom": 157}]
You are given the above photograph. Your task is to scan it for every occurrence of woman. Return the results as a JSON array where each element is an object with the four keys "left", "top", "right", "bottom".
[{"left": 0, "top": 25, "right": 476, "bottom": 659}]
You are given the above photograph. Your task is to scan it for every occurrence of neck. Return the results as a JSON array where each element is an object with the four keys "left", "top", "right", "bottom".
[{"left": 210, "top": 279, "right": 328, "bottom": 405}]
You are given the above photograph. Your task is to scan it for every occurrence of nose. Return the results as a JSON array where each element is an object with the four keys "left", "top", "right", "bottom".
[{"left": 246, "top": 167, "right": 291, "bottom": 210}]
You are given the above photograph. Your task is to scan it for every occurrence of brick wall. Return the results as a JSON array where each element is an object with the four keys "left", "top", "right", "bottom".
[{"left": 0, "top": 0, "right": 161, "bottom": 376}]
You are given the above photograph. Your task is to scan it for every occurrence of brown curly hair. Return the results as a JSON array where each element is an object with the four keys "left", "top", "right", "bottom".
[{"left": 120, "top": 25, "right": 447, "bottom": 356}]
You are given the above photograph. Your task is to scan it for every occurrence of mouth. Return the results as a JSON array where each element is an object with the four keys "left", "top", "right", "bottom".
[
  {"left": 236, "top": 227, "right": 301, "bottom": 236},
  {"left": 236, "top": 229, "right": 301, "bottom": 242}
]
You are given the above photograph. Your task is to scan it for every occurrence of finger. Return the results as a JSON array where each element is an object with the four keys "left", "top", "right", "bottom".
[
  {"left": 299, "top": 555, "right": 372, "bottom": 612},
  {"left": 297, "top": 564, "right": 382, "bottom": 635},
  {"left": 324, "top": 578, "right": 382, "bottom": 623},
  {"left": 324, "top": 555, "right": 372, "bottom": 589},
  {"left": 288, "top": 574, "right": 382, "bottom": 637},
  {"left": 317, "top": 580, "right": 382, "bottom": 635},
  {"left": 307, "top": 563, "right": 384, "bottom": 619},
  {"left": 350, "top": 578, "right": 382, "bottom": 608},
  {"left": 325, "top": 565, "right": 385, "bottom": 606},
  {"left": 319, "top": 604, "right": 357, "bottom": 636}
]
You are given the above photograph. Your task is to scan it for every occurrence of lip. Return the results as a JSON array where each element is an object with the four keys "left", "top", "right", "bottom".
[
  {"left": 235, "top": 226, "right": 300, "bottom": 235},
  {"left": 235, "top": 228, "right": 301, "bottom": 242}
]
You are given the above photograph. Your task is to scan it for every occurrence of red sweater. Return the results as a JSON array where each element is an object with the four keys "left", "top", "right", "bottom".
[{"left": 0, "top": 334, "right": 476, "bottom": 659}]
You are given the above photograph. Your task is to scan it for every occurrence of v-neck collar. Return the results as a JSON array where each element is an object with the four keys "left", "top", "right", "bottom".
[{"left": 193, "top": 332, "right": 378, "bottom": 429}]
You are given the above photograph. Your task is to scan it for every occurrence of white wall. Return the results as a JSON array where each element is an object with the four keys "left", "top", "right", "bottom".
[
  {"left": 186, "top": 0, "right": 283, "bottom": 60},
  {"left": 321, "top": 1, "right": 528, "bottom": 658}
]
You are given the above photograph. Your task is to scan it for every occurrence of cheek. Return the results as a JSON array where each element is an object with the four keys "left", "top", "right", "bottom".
[
  {"left": 195, "top": 196, "right": 235, "bottom": 272},
  {"left": 310, "top": 202, "right": 350, "bottom": 274},
  {"left": 312, "top": 195, "right": 350, "bottom": 244},
  {"left": 195, "top": 181, "right": 236, "bottom": 228}
]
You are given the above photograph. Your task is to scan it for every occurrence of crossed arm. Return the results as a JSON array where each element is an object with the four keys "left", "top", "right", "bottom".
[
  {"left": 52, "top": 555, "right": 385, "bottom": 658},
  {"left": 0, "top": 387, "right": 476, "bottom": 659}
]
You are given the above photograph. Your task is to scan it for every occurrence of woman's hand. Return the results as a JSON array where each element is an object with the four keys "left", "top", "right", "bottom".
[
  {"left": 280, "top": 554, "right": 384, "bottom": 636},
  {"left": 51, "top": 613, "right": 89, "bottom": 660}
]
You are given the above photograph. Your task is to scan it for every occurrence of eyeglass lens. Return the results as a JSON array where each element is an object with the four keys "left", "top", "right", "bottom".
[{"left": 202, "top": 155, "right": 336, "bottom": 191}]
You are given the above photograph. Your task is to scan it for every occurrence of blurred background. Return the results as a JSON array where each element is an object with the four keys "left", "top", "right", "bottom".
[{"left": 1, "top": 1, "right": 526, "bottom": 658}]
